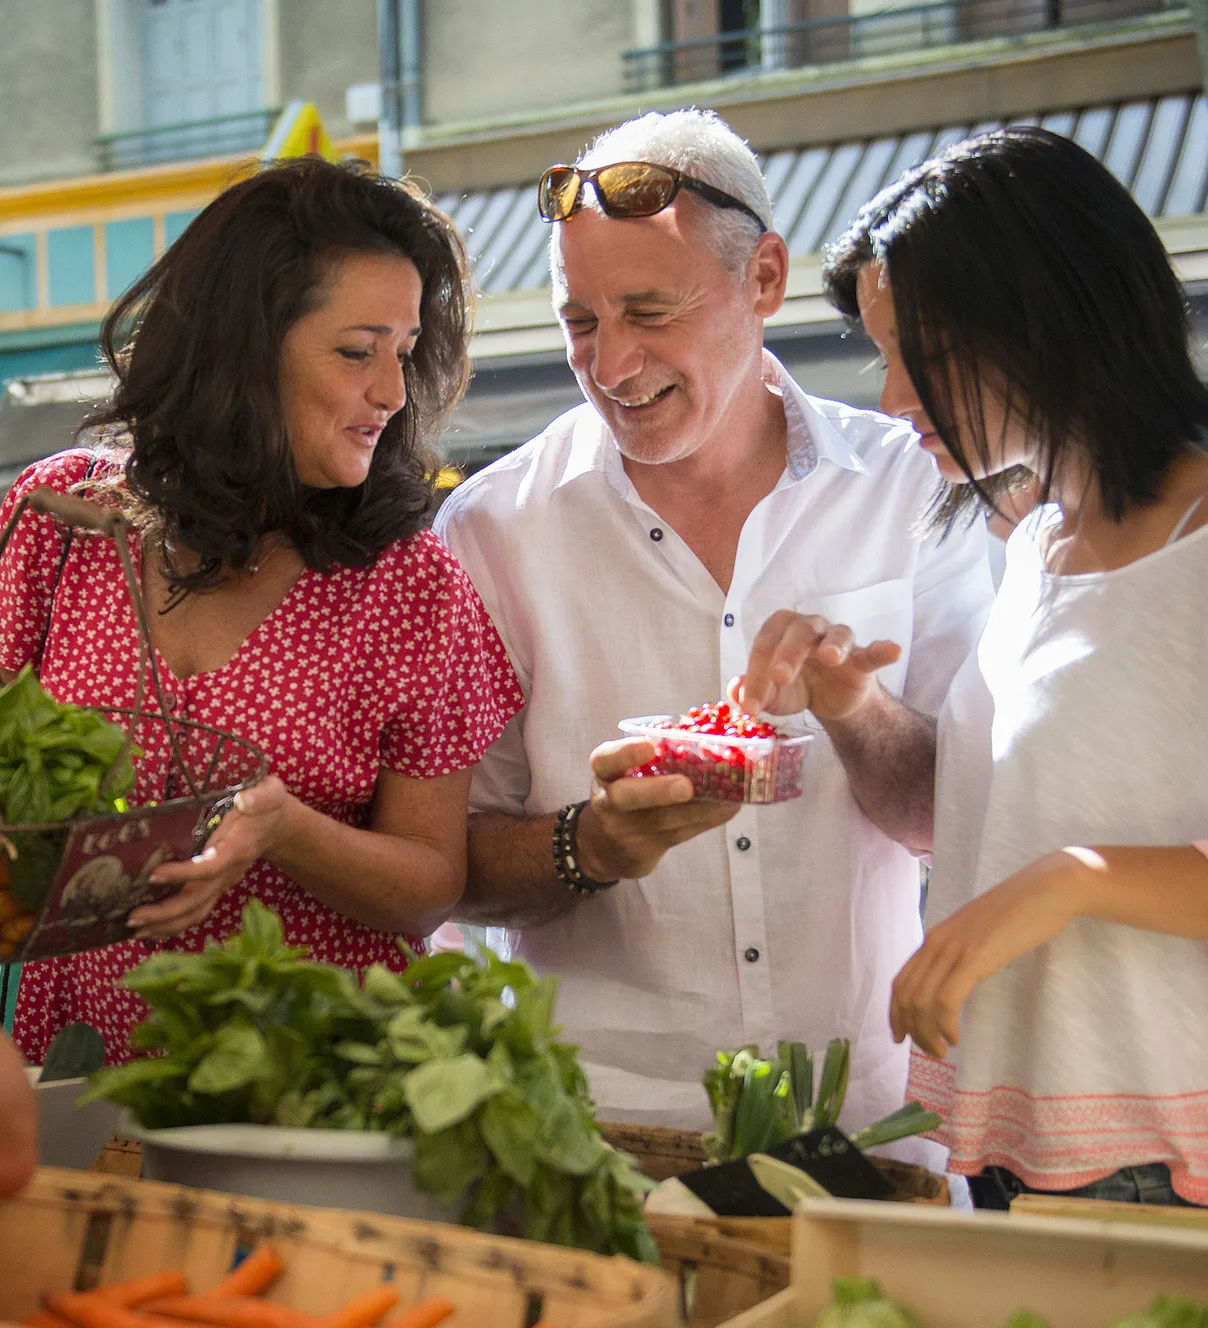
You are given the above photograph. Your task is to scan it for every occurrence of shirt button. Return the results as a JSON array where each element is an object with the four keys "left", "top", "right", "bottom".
[
  {"left": 736, "top": 836, "right": 751, "bottom": 851},
  {"left": 723, "top": 612, "right": 735, "bottom": 627},
  {"left": 744, "top": 946, "right": 760, "bottom": 963},
  {"left": 649, "top": 527, "right": 664, "bottom": 542}
]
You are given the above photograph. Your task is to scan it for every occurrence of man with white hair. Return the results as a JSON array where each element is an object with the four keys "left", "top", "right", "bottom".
[{"left": 434, "top": 110, "right": 992, "bottom": 1149}]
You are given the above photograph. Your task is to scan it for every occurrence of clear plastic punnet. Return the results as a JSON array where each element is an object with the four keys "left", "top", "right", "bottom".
[{"left": 618, "top": 712, "right": 813, "bottom": 805}]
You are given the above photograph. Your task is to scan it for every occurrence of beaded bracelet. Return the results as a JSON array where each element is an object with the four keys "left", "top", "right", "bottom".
[{"left": 553, "top": 800, "right": 619, "bottom": 896}]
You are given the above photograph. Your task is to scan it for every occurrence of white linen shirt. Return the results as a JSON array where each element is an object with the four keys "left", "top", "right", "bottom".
[
  {"left": 915, "top": 508, "right": 1208, "bottom": 1202},
  {"left": 435, "top": 352, "right": 993, "bottom": 1139}
]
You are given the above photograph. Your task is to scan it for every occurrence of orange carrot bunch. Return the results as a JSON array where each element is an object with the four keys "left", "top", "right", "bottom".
[{"left": 25, "top": 1245, "right": 455, "bottom": 1328}]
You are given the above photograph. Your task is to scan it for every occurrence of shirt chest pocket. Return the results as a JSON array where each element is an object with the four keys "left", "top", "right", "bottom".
[{"left": 794, "top": 578, "right": 913, "bottom": 703}]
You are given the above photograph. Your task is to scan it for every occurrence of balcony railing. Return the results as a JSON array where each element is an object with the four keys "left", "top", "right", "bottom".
[
  {"left": 95, "top": 108, "right": 280, "bottom": 172},
  {"left": 622, "top": 0, "right": 1180, "bottom": 91}
]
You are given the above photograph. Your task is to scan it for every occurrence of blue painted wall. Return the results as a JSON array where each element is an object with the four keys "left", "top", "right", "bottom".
[
  {"left": 0, "top": 340, "right": 101, "bottom": 384},
  {"left": 0, "top": 236, "right": 37, "bottom": 313},
  {"left": 164, "top": 209, "right": 201, "bottom": 246},
  {"left": 47, "top": 226, "right": 96, "bottom": 307},
  {"left": 105, "top": 217, "right": 156, "bottom": 301},
  {"left": 0, "top": 207, "right": 206, "bottom": 386}
]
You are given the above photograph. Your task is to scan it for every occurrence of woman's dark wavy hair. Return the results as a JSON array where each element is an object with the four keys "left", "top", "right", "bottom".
[
  {"left": 86, "top": 155, "right": 471, "bottom": 596},
  {"left": 823, "top": 126, "right": 1208, "bottom": 533}
]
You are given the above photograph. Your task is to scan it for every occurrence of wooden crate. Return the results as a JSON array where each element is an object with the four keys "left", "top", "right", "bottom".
[
  {"left": 1011, "top": 1192, "right": 1208, "bottom": 1231},
  {"left": 90, "top": 1134, "right": 143, "bottom": 1177},
  {"left": 716, "top": 1199, "right": 1208, "bottom": 1327},
  {"left": 643, "top": 1216, "right": 790, "bottom": 1328},
  {"left": 600, "top": 1123, "right": 945, "bottom": 1326},
  {"left": 603, "top": 1124, "right": 712, "bottom": 1183},
  {"left": 0, "top": 1167, "right": 681, "bottom": 1328}
]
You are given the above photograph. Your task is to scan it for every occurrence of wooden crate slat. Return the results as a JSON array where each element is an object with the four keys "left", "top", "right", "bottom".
[{"left": 0, "top": 1168, "right": 679, "bottom": 1328}]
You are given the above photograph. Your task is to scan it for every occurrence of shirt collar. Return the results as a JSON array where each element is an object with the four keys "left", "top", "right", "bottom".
[
  {"left": 766, "top": 350, "right": 868, "bottom": 481},
  {"left": 553, "top": 348, "right": 868, "bottom": 494},
  {"left": 556, "top": 404, "right": 630, "bottom": 496}
]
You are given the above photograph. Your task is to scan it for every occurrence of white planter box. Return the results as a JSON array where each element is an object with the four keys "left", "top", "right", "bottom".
[
  {"left": 128, "top": 1121, "right": 460, "bottom": 1223},
  {"left": 25, "top": 1069, "right": 122, "bottom": 1171}
]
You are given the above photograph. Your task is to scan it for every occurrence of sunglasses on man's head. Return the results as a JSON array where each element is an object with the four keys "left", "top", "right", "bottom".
[{"left": 537, "top": 161, "right": 768, "bottom": 233}]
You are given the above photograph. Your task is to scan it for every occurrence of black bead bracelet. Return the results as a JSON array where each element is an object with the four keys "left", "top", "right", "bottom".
[{"left": 553, "top": 800, "right": 619, "bottom": 896}]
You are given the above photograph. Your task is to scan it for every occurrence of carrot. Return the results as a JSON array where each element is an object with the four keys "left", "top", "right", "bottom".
[
  {"left": 206, "top": 1246, "right": 286, "bottom": 1299},
  {"left": 146, "top": 1295, "right": 315, "bottom": 1328},
  {"left": 23, "top": 1311, "right": 74, "bottom": 1328},
  {"left": 46, "top": 1292, "right": 209, "bottom": 1328},
  {"left": 382, "top": 1298, "right": 455, "bottom": 1328},
  {"left": 320, "top": 1288, "right": 399, "bottom": 1328},
  {"left": 94, "top": 1272, "right": 190, "bottom": 1307}
]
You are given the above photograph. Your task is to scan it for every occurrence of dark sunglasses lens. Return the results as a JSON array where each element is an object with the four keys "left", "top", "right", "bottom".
[
  {"left": 596, "top": 162, "right": 678, "bottom": 217},
  {"left": 540, "top": 168, "right": 581, "bottom": 221}
]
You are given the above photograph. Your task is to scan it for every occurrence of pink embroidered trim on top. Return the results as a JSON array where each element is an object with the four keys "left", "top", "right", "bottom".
[{"left": 908, "top": 1050, "right": 1208, "bottom": 1206}]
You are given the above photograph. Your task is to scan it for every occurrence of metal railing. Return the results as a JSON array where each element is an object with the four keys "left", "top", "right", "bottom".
[
  {"left": 622, "top": 0, "right": 1181, "bottom": 91},
  {"left": 95, "top": 107, "right": 280, "bottom": 172}
]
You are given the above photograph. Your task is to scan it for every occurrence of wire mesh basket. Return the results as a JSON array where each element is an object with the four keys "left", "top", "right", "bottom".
[{"left": 0, "top": 484, "right": 268, "bottom": 964}]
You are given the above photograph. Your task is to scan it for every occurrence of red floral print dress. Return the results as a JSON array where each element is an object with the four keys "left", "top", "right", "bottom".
[{"left": 0, "top": 451, "right": 524, "bottom": 1066}]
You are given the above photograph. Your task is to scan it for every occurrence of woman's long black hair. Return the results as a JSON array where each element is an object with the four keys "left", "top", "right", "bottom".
[
  {"left": 86, "top": 155, "right": 471, "bottom": 596},
  {"left": 824, "top": 126, "right": 1208, "bottom": 531}
]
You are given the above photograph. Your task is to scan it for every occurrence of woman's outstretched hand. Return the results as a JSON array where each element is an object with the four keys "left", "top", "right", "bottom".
[
  {"left": 729, "top": 609, "right": 902, "bottom": 721},
  {"left": 889, "top": 851, "right": 1086, "bottom": 1059},
  {"left": 127, "top": 776, "right": 294, "bottom": 939}
]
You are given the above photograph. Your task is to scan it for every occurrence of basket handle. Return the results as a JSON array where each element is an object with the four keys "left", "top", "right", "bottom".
[
  {"left": 27, "top": 487, "right": 125, "bottom": 538},
  {"left": 0, "top": 480, "right": 203, "bottom": 802}
]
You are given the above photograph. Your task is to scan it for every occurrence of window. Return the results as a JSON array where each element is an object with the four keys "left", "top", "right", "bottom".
[
  {"left": 97, "top": 0, "right": 271, "bottom": 169},
  {"left": 142, "top": 0, "right": 262, "bottom": 129},
  {"left": 664, "top": 0, "right": 850, "bottom": 79}
]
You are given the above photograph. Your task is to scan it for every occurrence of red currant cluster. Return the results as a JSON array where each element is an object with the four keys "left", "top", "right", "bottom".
[
  {"left": 653, "top": 702, "right": 780, "bottom": 739},
  {"left": 629, "top": 702, "right": 805, "bottom": 804}
]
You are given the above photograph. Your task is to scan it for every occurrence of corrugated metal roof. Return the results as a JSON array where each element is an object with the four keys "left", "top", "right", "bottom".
[{"left": 447, "top": 92, "right": 1208, "bottom": 295}]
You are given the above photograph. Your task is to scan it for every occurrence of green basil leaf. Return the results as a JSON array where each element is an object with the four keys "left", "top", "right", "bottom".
[
  {"left": 334, "top": 1041, "right": 384, "bottom": 1066},
  {"left": 39, "top": 1022, "right": 106, "bottom": 1082},
  {"left": 461, "top": 1164, "right": 515, "bottom": 1230},
  {"left": 81, "top": 1055, "right": 191, "bottom": 1105},
  {"left": 188, "top": 1023, "right": 272, "bottom": 1095},
  {"left": 362, "top": 964, "right": 413, "bottom": 1006},
  {"left": 229, "top": 899, "right": 285, "bottom": 957},
  {"left": 411, "top": 1118, "right": 488, "bottom": 1205},
  {"left": 404, "top": 1053, "right": 499, "bottom": 1134},
  {"left": 399, "top": 951, "right": 472, "bottom": 992},
  {"left": 533, "top": 1094, "right": 605, "bottom": 1176},
  {"left": 386, "top": 1006, "right": 466, "bottom": 1063},
  {"left": 480, "top": 1091, "right": 539, "bottom": 1186},
  {"left": 505, "top": 976, "right": 558, "bottom": 1056}
]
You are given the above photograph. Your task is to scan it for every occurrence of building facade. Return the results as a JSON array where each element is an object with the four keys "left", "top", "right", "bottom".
[{"left": 0, "top": 0, "right": 1204, "bottom": 477}]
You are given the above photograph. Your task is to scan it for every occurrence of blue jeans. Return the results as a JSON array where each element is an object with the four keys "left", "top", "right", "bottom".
[{"left": 970, "top": 1162, "right": 1200, "bottom": 1210}]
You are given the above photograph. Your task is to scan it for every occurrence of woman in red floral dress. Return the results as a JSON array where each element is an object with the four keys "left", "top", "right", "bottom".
[{"left": 0, "top": 158, "right": 523, "bottom": 1066}]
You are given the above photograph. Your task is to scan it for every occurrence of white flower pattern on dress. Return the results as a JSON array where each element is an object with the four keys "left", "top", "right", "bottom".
[{"left": 0, "top": 450, "right": 524, "bottom": 1066}]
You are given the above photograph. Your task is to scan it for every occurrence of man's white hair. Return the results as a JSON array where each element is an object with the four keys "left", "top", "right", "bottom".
[{"left": 550, "top": 108, "right": 774, "bottom": 281}]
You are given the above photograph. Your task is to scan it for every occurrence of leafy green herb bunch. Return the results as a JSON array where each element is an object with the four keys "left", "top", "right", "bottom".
[
  {"left": 84, "top": 900, "right": 657, "bottom": 1262},
  {"left": 703, "top": 1039, "right": 940, "bottom": 1164},
  {"left": 0, "top": 665, "right": 136, "bottom": 825},
  {"left": 0, "top": 664, "right": 139, "bottom": 911}
]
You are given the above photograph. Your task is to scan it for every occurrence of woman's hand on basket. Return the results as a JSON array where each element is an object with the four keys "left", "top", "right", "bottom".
[{"left": 127, "top": 777, "right": 294, "bottom": 939}]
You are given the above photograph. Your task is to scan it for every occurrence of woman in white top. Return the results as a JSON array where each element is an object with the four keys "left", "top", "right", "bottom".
[{"left": 736, "top": 126, "right": 1208, "bottom": 1206}]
